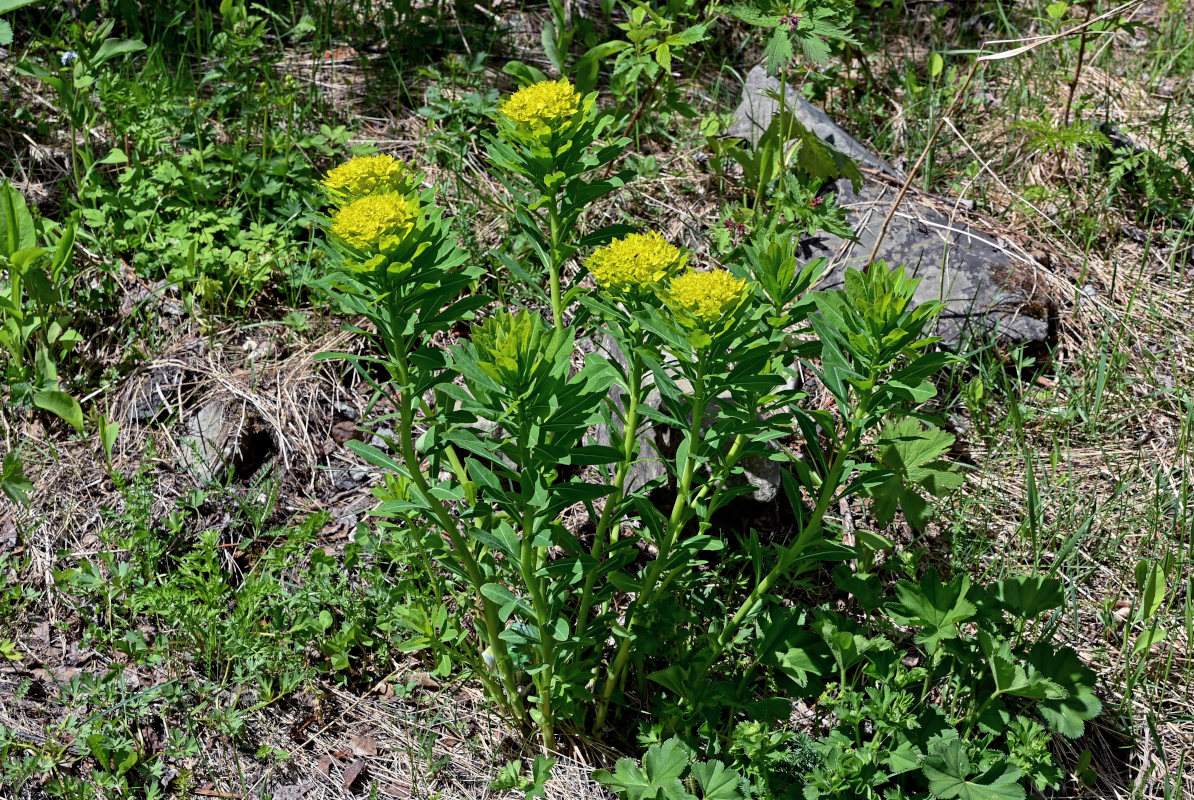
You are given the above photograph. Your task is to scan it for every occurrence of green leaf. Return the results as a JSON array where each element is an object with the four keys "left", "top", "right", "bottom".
[
  {"left": 1045, "top": 2, "right": 1069, "bottom": 19},
  {"left": 593, "top": 738, "right": 695, "bottom": 800},
  {"left": 1027, "top": 643, "right": 1101, "bottom": 738},
  {"left": 97, "top": 147, "right": 128, "bottom": 165},
  {"left": 831, "top": 565, "right": 884, "bottom": 611},
  {"left": 929, "top": 52, "right": 944, "bottom": 78},
  {"left": 654, "top": 42, "right": 671, "bottom": 71},
  {"left": 33, "top": 390, "right": 84, "bottom": 433},
  {"left": 923, "top": 739, "right": 1025, "bottom": 800},
  {"left": 502, "top": 59, "right": 549, "bottom": 87},
  {"left": 479, "top": 583, "right": 535, "bottom": 623},
  {"left": 869, "top": 419, "right": 962, "bottom": 530},
  {"left": 91, "top": 37, "right": 146, "bottom": 65},
  {"left": 0, "top": 19, "right": 12, "bottom": 47},
  {"left": 726, "top": 4, "right": 777, "bottom": 26},
  {"left": 762, "top": 30, "right": 793, "bottom": 74},
  {"left": 992, "top": 576, "right": 1063, "bottom": 620},
  {"left": 0, "top": 181, "right": 36, "bottom": 259},
  {"left": 888, "top": 571, "right": 974, "bottom": 651},
  {"left": 541, "top": 21, "right": 564, "bottom": 74},
  {"left": 690, "top": 760, "right": 744, "bottom": 800},
  {"left": 1, "top": 451, "right": 33, "bottom": 505},
  {"left": 0, "top": 0, "right": 40, "bottom": 13},
  {"left": 1134, "top": 559, "right": 1166, "bottom": 620}
]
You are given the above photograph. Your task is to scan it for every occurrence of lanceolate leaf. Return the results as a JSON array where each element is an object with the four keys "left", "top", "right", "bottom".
[{"left": 33, "top": 390, "right": 84, "bottom": 433}]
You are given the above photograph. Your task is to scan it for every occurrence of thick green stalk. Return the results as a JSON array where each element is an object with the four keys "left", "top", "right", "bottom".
[
  {"left": 575, "top": 349, "right": 645, "bottom": 629},
  {"left": 392, "top": 348, "right": 527, "bottom": 724},
  {"left": 520, "top": 513, "right": 558, "bottom": 753},
  {"left": 593, "top": 358, "right": 709, "bottom": 732},
  {"left": 516, "top": 424, "right": 558, "bottom": 753},
  {"left": 697, "top": 412, "right": 866, "bottom": 680},
  {"left": 654, "top": 431, "right": 750, "bottom": 598}
]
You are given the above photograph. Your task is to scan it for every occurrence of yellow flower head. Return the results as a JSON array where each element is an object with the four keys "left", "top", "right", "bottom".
[
  {"left": 663, "top": 270, "right": 750, "bottom": 328},
  {"left": 499, "top": 79, "right": 581, "bottom": 134},
  {"left": 330, "top": 193, "right": 419, "bottom": 250},
  {"left": 322, "top": 155, "right": 413, "bottom": 202},
  {"left": 586, "top": 232, "right": 687, "bottom": 294}
]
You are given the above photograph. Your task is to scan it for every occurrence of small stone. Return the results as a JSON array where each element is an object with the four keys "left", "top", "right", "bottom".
[{"left": 178, "top": 400, "right": 236, "bottom": 483}]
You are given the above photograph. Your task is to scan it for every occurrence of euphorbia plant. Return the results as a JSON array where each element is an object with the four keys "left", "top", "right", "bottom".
[
  {"left": 484, "top": 79, "right": 634, "bottom": 331},
  {"left": 314, "top": 81, "right": 962, "bottom": 754}
]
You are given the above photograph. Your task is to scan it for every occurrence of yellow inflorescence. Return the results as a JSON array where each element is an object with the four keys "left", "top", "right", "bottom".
[
  {"left": 499, "top": 80, "right": 581, "bottom": 132},
  {"left": 664, "top": 270, "right": 749, "bottom": 326},
  {"left": 586, "top": 231, "right": 686, "bottom": 294},
  {"left": 330, "top": 193, "right": 419, "bottom": 250},
  {"left": 322, "top": 155, "right": 413, "bottom": 202}
]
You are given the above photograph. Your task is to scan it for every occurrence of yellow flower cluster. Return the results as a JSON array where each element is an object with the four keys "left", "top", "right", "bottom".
[
  {"left": 322, "top": 154, "right": 413, "bottom": 202},
  {"left": 664, "top": 270, "right": 749, "bottom": 327},
  {"left": 499, "top": 80, "right": 581, "bottom": 133},
  {"left": 330, "top": 193, "right": 419, "bottom": 250},
  {"left": 585, "top": 231, "right": 686, "bottom": 293}
]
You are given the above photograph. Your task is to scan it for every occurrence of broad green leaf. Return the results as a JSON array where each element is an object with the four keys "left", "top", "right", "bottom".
[
  {"left": 762, "top": 30, "right": 793, "bottom": 74},
  {"left": 91, "top": 37, "right": 146, "bottom": 65},
  {"left": 0, "top": 0, "right": 40, "bottom": 14},
  {"left": 690, "top": 760, "right": 744, "bottom": 800},
  {"left": 929, "top": 52, "right": 944, "bottom": 78},
  {"left": 479, "top": 583, "right": 534, "bottom": 623},
  {"left": 923, "top": 739, "right": 1025, "bottom": 800},
  {"left": 593, "top": 738, "right": 695, "bottom": 800},
  {"left": 726, "top": 4, "right": 777, "bottom": 26},
  {"left": 1134, "top": 559, "right": 1166, "bottom": 620},
  {"left": 33, "top": 390, "right": 84, "bottom": 433},
  {"left": 1, "top": 451, "right": 33, "bottom": 505},
  {"left": 0, "top": 181, "right": 36, "bottom": 258},
  {"left": 992, "top": 575, "right": 1063, "bottom": 620},
  {"left": 1027, "top": 643, "right": 1101, "bottom": 738},
  {"left": 888, "top": 571, "right": 975, "bottom": 651}
]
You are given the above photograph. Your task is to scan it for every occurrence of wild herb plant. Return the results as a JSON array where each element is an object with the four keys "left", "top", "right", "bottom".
[
  {"left": 312, "top": 73, "right": 976, "bottom": 757},
  {"left": 483, "top": 79, "right": 633, "bottom": 330},
  {"left": 16, "top": 21, "right": 146, "bottom": 192},
  {"left": 0, "top": 182, "right": 85, "bottom": 431}
]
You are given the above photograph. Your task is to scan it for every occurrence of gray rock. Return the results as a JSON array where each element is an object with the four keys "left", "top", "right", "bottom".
[
  {"left": 728, "top": 65, "right": 1051, "bottom": 346},
  {"left": 127, "top": 365, "right": 186, "bottom": 424},
  {"left": 178, "top": 399, "right": 236, "bottom": 483}
]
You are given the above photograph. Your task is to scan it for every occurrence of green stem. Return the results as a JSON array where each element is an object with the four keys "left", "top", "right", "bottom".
[
  {"left": 517, "top": 422, "right": 558, "bottom": 753},
  {"left": 575, "top": 349, "right": 645, "bottom": 630},
  {"left": 654, "top": 431, "right": 750, "bottom": 598},
  {"left": 392, "top": 348, "right": 527, "bottom": 725},
  {"left": 697, "top": 411, "right": 867, "bottom": 681},
  {"left": 593, "top": 355, "right": 709, "bottom": 733},
  {"left": 547, "top": 199, "right": 564, "bottom": 332}
]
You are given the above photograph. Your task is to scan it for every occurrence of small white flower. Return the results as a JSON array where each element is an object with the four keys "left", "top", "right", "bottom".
[{"left": 60, "top": 51, "right": 79, "bottom": 65}]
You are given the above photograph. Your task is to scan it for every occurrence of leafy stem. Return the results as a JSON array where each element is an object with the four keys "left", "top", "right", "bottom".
[
  {"left": 698, "top": 379, "right": 876, "bottom": 682},
  {"left": 594, "top": 350, "right": 711, "bottom": 732},
  {"left": 576, "top": 346, "right": 646, "bottom": 632},
  {"left": 392, "top": 347, "right": 527, "bottom": 726},
  {"left": 547, "top": 198, "right": 565, "bottom": 332}
]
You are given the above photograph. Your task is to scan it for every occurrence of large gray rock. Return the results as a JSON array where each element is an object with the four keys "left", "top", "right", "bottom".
[{"left": 728, "top": 66, "right": 1051, "bottom": 346}]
